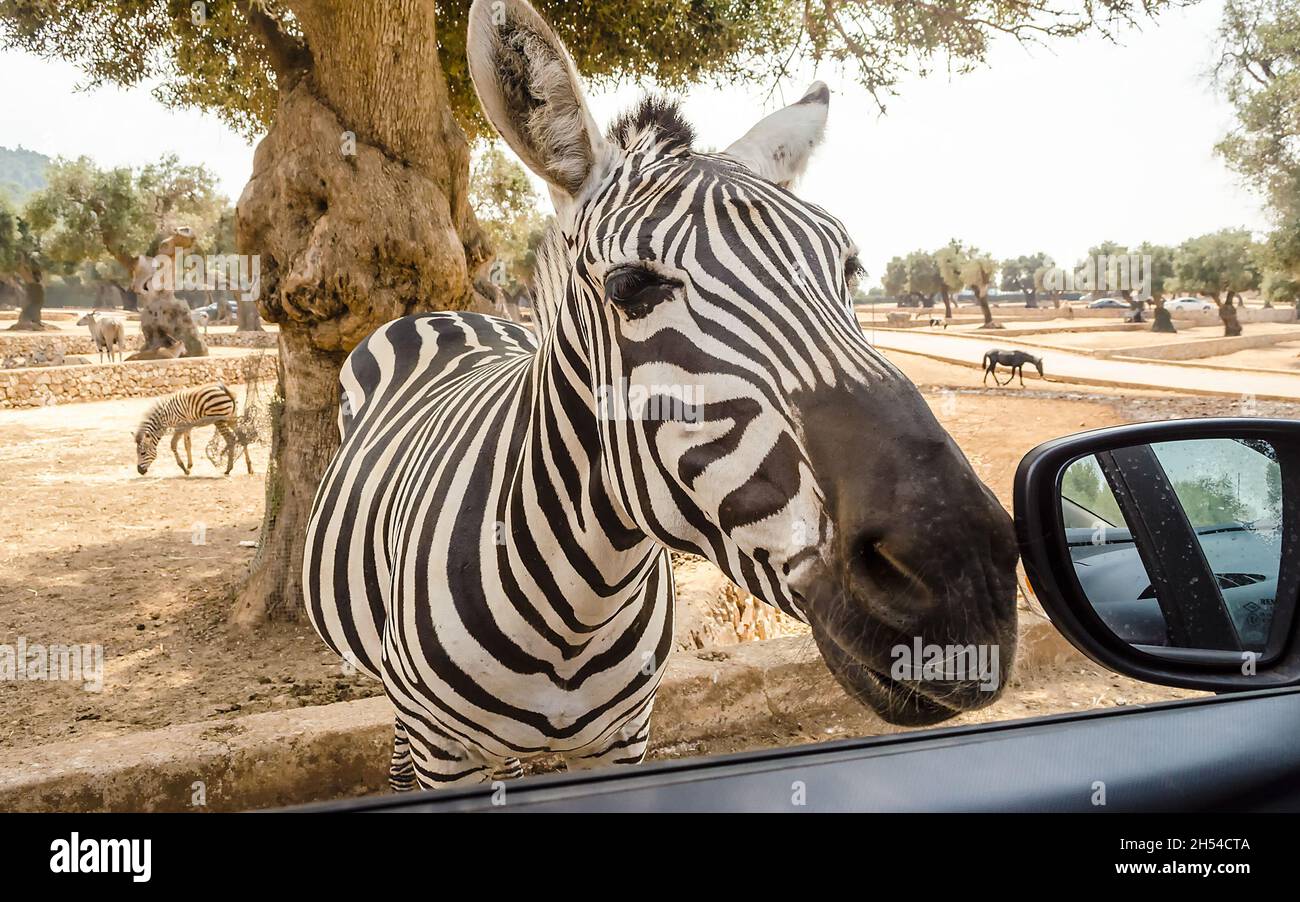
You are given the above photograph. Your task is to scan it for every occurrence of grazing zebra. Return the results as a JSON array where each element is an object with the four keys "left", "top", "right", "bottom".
[
  {"left": 132, "top": 383, "right": 252, "bottom": 476},
  {"left": 304, "top": 0, "right": 1018, "bottom": 792}
]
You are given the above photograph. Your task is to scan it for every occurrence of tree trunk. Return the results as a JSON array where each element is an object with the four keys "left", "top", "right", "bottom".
[
  {"left": 213, "top": 289, "right": 236, "bottom": 325},
  {"left": 503, "top": 291, "right": 522, "bottom": 324},
  {"left": 1151, "top": 295, "right": 1176, "bottom": 333},
  {"left": 1120, "top": 289, "right": 1144, "bottom": 323},
  {"left": 9, "top": 275, "right": 48, "bottom": 331},
  {"left": 139, "top": 290, "right": 208, "bottom": 356},
  {"left": 233, "top": 0, "right": 488, "bottom": 626},
  {"left": 939, "top": 288, "right": 953, "bottom": 319},
  {"left": 976, "top": 290, "right": 1002, "bottom": 328},
  {"left": 134, "top": 251, "right": 209, "bottom": 356},
  {"left": 236, "top": 295, "right": 263, "bottom": 331},
  {"left": 1220, "top": 301, "right": 1243, "bottom": 337},
  {"left": 93, "top": 281, "right": 120, "bottom": 309},
  {"left": 231, "top": 327, "right": 345, "bottom": 626}
]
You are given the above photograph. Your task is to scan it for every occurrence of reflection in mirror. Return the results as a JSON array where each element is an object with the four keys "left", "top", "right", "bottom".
[{"left": 1060, "top": 438, "right": 1283, "bottom": 653}]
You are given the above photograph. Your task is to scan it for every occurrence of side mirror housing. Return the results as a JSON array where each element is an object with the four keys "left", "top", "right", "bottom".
[{"left": 1015, "top": 418, "right": 1300, "bottom": 691}]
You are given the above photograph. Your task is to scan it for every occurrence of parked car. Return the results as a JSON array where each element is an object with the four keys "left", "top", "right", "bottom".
[
  {"left": 1165, "top": 296, "right": 1216, "bottom": 313},
  {"left": 1086, "top": 297, "right": 1129, "bottom": 309},
  {"left": 190, "top": 298, "right": 238, "bottom": 326}
]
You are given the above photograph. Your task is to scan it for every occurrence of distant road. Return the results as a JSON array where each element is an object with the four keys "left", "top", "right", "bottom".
[{"left": 862, "top": 327, "right": 1300, "bottom": 402}]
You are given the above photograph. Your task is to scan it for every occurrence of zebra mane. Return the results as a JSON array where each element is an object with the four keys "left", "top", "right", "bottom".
[
  {"left": 607, "top": 95, "right": 695, "bottom": 153},
  {"left": 527, "top": 95, "right": 695, "bottom": 338},
  {"left": 136, "top": 398, "right": 168, "bottom": 440},
  {"left": 527, "top": 220, "right": 568, "bottom": 339}
]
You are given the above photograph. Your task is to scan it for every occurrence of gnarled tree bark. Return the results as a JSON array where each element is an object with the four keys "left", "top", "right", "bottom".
[
  {"left": 232, "top": 0, "right": 488, "bottom": 626},
  {"left": 8, "top": 278, "right": 47, "bottom": 330},
  {"left": 134, "top": 229, "right": 210, "bottom": 356}
]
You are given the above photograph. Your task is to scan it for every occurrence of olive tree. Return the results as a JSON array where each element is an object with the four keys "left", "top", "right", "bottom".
[
  {"left": 958, "top": 250, "right": 1000, "bottom": 329},
  {"left": 1172, "top": 229, "right": 1261, "bottom": 336},
  {"left": 1215, "top": 1, "right": 1299, "bottom": 317},
  {"left": 1, "top": 0, "right": 1186, "bottom": 623},
  {"left": 999, "top": 252, "right": 1051, "bottom": 308},
  {"left": 24, "top": 155, "right": 224, "bottom": 353},
  {"left": 0, "top": 194, "right": 48, "bottom": 330}
]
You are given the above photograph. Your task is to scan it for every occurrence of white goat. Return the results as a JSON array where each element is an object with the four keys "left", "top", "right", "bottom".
[{"left": 77, "top": 311, "right": 126, "bottom": 363}]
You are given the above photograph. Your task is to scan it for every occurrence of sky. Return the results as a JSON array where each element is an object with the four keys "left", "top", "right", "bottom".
[{"left": 0, "top": 0, "right": 1271, "bottom": 282}]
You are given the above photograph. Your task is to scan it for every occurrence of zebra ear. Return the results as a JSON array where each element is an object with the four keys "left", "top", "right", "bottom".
[
  {"left": 467, "top": 0, "right": 605, "bottom": 200},
  {"left": 723, "top": 82, "right": 830, "bottom": 189}
]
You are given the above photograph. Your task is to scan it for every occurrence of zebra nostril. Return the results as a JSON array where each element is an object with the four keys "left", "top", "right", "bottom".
[{"left": 851, "top": 533, "right": 915, "bottom": 598}]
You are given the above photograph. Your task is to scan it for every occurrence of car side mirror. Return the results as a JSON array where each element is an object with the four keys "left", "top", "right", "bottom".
[{"left": 1015, "top": 418, "right": 1300, "bottom": 691}]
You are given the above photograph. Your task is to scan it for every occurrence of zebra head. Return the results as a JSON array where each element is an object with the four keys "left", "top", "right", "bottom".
[
  {"left": 468, "top": 0, "right": 1018, "bottom": 726},
  {"left": 133, "top": 424, "right": 159, "bottom": 474}
]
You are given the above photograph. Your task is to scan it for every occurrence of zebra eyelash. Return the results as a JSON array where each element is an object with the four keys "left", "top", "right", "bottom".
[{"left": 604, "top": 265, "right": 683, "bottom": 320}]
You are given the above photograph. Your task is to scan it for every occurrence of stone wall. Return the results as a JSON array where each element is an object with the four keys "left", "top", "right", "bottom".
[
  {"left": 0, "top": 353, "right": 278, "bottom": 408},
  {"left": 1169, "top": 306, "right": 1298, "bottom": 326},
  {"left": 0, "top": 330, "right": 278, "bottom": 366},
  {"left": 1103, "top": 329, "right": 1300, "bottom": 361}
]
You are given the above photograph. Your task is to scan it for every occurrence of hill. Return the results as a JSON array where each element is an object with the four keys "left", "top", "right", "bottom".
[{"left": 0, "top": 146, "right": 50, "bottom": 204}]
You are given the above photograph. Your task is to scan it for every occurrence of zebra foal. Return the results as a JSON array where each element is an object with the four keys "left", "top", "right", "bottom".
[{"left": 132, "top": 383, "right": 253, "bottom": 476}]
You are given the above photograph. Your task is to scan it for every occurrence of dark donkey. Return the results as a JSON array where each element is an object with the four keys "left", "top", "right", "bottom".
[{"left": 983, "top": 349, "right": 1045, "bottom": 387}]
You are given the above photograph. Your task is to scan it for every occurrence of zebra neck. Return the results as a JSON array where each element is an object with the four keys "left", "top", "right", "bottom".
[
  {"left": 501, "top": 325, "right": 664, "bottom": 622},
  {"left": 142, "top": 406, "right": 174, "bottom": 436}
]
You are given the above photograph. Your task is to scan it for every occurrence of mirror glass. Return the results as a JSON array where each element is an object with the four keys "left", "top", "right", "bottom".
[{"left": 1059, "top": 437, "right": 1286, "bottom": 655}]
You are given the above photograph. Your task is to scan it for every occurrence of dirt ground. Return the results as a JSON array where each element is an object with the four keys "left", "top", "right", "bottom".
[{"left": 0, "top": 351, "right": 1256, "bottom": 755}]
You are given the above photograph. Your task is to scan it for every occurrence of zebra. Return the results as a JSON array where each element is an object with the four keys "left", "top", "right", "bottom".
[
  {"left": 132, "top": 383, "right": 253, "bottom": 476},
  {"left": 303, "top": 0, "right": 1019, "bottom": 792}
]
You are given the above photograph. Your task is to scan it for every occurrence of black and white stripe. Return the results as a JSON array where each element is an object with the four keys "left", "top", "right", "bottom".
[
  {"left": 133, "top": 383, "right": 241, "bottom": 475},
  {"left": 304, "top": 0, "right": 1019, "bottom": 789}
]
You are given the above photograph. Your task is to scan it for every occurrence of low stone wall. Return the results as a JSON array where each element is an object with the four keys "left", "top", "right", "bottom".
[
  {"left": 205, "top": 331, "right": 279, "bottom": 349},
  {"left": 1169, "top": 307, "right": 1297, "bottom": 326},
  {"left": 0, "top": 353, "right": 278, "bottom": 408},
  {"left": 1103, "top": 329, "right": 1300, "bottom": 361},
  {"left": 0, "top": 330, "right": 277, "bottom": 365}
]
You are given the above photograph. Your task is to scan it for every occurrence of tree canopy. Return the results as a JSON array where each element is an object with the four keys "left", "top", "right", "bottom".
[
  {"left": 23, "top": 154, "right": 226, "bottom": 275},
  {"left": 1215, "top": 0, "right": 1300, "bottom": 221},
  {"left": 1172, "top": 229, "right": 1261, "bottom": 302},
  {"left": 1215, "top": 1, "right": 1299, "bottom": 284},
  {"left": 1, "top": 0, "right": 1185, "bottom": 139},
  {"left": 1000, "top": 252, "right": 1052, "bottom": 305}
]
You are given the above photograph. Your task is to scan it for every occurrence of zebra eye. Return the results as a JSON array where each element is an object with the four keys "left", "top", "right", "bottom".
[{"left": 604, "top": 266, "right": 681, "bottom": 320}]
